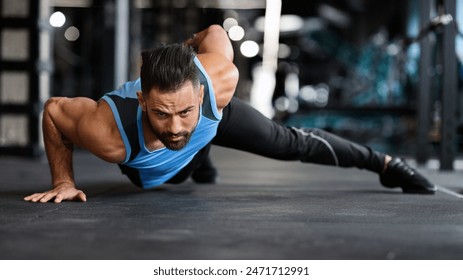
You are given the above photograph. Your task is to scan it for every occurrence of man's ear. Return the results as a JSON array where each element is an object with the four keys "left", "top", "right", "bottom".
[{"left": 136, "top": 91, "right": 146, "bottom": 111}]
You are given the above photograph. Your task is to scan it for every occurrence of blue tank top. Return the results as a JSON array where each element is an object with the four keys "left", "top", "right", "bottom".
[{"left": 100, "top": 57, "right": 221, "bottom": 188}]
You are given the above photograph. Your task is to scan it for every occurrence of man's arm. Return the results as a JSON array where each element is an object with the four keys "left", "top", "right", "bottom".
[
  {"left": 185, "top": 24, "right": 234, "bottom": 61},
  {"left": 24, "top": 97, "right": 125, "bottom": 203},
  {"left": 185, "top": 25, "right": 239, "bottom": 112}
]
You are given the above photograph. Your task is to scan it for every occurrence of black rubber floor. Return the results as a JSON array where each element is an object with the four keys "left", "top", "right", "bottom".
[{"left": 1, "top": 147, "right": 462, "bottom": 259}]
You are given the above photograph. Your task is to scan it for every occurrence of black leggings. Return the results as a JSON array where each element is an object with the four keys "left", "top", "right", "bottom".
[{"left": 164, "top": 97, "right": 386, "bottom": 184}]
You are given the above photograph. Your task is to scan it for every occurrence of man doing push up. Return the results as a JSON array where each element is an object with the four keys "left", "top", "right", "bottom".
[{"left": 25, "top": 25, "right": 436, "bottom": 203}]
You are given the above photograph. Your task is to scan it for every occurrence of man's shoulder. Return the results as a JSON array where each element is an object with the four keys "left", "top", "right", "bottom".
[{"left": 105, "top": 78, "right": 141, "bottom": 99}]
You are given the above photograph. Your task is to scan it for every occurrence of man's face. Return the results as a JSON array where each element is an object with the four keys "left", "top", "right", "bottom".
[{"left": 138, "top": 82, "right": 203, "bottom": 151}]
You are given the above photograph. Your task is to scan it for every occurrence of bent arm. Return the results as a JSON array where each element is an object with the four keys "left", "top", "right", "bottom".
[
  {"left": 185, "top": 24, "right": 234, "bottom": 61},
  {"left": 185, "top": 25, "right": 239, "bottom": 111},
  {"left": 24, "top": 97, "right": 124, "bottom": 203},
  {"left": 25, "top": 97, "right": 84, "bottom": 203}
]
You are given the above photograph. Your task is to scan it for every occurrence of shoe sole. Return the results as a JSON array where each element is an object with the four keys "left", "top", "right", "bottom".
[{"left": 401, "top": 185, "right": 437, "bottom": 195}]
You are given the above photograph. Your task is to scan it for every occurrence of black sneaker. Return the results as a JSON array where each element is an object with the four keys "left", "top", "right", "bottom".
[{"left": 379, "top": 158, "right": 437, "bottom": 194}]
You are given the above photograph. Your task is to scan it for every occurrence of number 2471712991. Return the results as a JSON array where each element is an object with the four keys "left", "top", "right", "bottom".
[{"left": 245, "top": 266, "right": 309, "bottom": 276}]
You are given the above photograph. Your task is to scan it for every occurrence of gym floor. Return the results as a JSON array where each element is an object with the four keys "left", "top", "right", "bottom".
[{"left": 1, "top": 146, "right": 462, "bottom": 260}]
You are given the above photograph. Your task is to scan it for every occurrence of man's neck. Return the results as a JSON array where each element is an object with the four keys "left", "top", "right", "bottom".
[{"left": 141, "top": 113, "right": 164, "bottom": 151}]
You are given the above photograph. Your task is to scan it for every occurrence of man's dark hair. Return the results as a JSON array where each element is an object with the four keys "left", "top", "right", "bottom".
[{"left": 140, "top": 44, "right": 199, "bottom": 94}]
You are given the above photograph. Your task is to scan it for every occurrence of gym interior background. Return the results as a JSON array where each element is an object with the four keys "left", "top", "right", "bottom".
[{"left": 1, "top": 0, "right": 462, "bottom": 168}]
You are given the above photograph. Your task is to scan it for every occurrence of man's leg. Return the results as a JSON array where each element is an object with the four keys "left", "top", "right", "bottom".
[
  {"left": 213, "top": 97, "right": 436, "bottom": 194},
  {"left": 214, "top": 97, "right": 385, "bottom": 171}
]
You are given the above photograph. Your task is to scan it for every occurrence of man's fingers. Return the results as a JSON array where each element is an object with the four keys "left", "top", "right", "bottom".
[
  {"left": 54, "top": 190, "right": 86, "bottom": 203},
  {"left": 24, "top": 193, "right": 40, "bottom": 201},
  {"left": 39, "top": 192, "right": 56, "bottom": 203},
  {"left": 24, "top": 192, "right": 56, "bottom": 203},
  {"left": 54, "top": 194, "right": 64, "bottom": 204},
  {"left": 24, "top": 193, "right": 46, "bottom": 202},
  {"left": 77, "top": 191, "right": 87, "bottom": 202},
  {"left": 24, "top": 188, "right": 86, "bottom": 203},
  {"left": 32, "top": 193, "right": 48, "bottom": 202}
]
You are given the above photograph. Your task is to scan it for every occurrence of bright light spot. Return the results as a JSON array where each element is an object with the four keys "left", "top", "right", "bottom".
[
  {"left": 49, "top": 11, "right": 66, "bottom": 28},
  {"left": 287, "top": 98, "right": 299, "bottom": 113},
  {"left": 318, "top": 4, "right": 351, "bottom": 28},
  {"left": 228, "top": 25, "right": 245, "bottom": 41},
  {"left": 285, "top": 72, "right": 299, "bottom": 98},
  {"left": 278, "top": 43, "right": 291, "bottom": 59},
  {"left": 274, "top": 96, "right": 298, "bottom": 113},
  {"left": 223, "top": 17, "right": 238, "bottom": 32},
  {"left": 275, "top": 96, "right": 290, "bottom": 112},
  {"left": 255, "top": 14, "right": 304, "bottom": 33},
  {"left": 386, "top": 43, "right": 400, "bottom": 56},
  {"left": 64, "top": 26, "right": 80, "bottom": 41},
  {"left": 300, "top": 84, "right": 330, "bottom": 107},
  {"left": 254, "top": 16, "right": 266, "bottom": 32},
  {"left": 300, "top": 86, "right": 317, "bottom": 102},
  {"left": 240, "top": 40, "right": 259, "bottom": 57},
  {"left": 279, "top": 15, "right": 304, "bottom": 32}
]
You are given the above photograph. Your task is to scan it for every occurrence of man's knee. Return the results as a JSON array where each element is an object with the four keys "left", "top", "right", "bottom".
[{"left": 291, "top": 127, "right": 340, "bottom": 166}]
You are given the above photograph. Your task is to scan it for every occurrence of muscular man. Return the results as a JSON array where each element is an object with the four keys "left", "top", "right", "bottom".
[{"left": 24, "top": 25, "right": 436, "bottom": 203}]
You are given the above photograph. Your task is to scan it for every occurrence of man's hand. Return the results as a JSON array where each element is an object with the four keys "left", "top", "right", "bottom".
[{"left": 24, "top": 182, "right": 87, "bottom": 203}]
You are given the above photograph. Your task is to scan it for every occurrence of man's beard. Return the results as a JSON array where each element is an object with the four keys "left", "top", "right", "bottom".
[
  {"left": 156, "top": 129, "right": 193, "bottom": 151},
  {"left": 148, "top": 118, "right": 198, "bottom": 151}
]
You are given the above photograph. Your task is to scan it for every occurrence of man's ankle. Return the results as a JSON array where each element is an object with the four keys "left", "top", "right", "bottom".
[{"left": 383, "top": 155, "right": 392, "bottom": 174}]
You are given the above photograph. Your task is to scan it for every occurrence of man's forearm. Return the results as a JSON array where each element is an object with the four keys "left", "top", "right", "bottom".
[{"left": 42, "top": 100, "right": 75, "bottom": 188}]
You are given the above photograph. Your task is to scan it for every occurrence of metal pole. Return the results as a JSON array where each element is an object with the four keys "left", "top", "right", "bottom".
[
  {"left": 440, "top": 0, "right": 458, "bottom": 170},
  {"left": 250, "top": 0, "right": 282, "bottom": 118},
  {"left": 416, "top": 0, "right": 432, "bottom": 164},
  {"left": 38, "top": 0, "right": 53, "bottom": 157},
  {"left": 114, "top": 0, "right": 129, "bottom": 88}
]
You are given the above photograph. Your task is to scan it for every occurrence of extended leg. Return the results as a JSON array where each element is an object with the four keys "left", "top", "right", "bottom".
[
  {"left": 213, "top": 97, "right": 436, "bottom": 194},
  {"left": 213, "top": 97, "right": 385, "bottom": 172}
]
